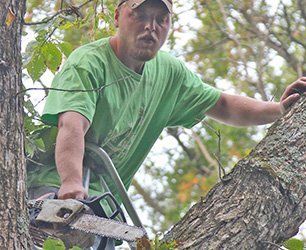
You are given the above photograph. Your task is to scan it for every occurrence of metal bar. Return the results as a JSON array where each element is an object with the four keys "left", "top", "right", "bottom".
[
  {"left": 98, "top": 175, "right": 120, "bottom": 219},
  {"left": 85, "top": 143, "right": 145, "bottom": 230},
  {"left": 83, "top": 166, "right": 91, "bottom": 194}
]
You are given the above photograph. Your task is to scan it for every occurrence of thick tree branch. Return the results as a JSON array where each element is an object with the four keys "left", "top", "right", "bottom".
[{"left": 164, "top": 96, "right": 306, "bottom": 248}]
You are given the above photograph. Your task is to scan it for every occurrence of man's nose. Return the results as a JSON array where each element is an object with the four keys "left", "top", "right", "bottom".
[{"left": 144, "top": 18, "right": 157, "bottom": 32}]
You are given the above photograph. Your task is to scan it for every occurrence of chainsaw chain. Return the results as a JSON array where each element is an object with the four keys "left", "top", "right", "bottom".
[{"left": 71, "top": 214, "right": 147, "bottom": 242}]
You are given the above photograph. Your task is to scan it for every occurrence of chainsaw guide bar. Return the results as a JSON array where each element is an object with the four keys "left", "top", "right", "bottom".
[
  {"left": 29, "top": 199, "right": 146, "bottom": 243},
  {"left": 71, "top": 213, "right": 146, "bottom": 242}
]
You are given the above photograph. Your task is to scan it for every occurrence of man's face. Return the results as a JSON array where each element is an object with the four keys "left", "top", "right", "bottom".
[{"left": 115, "top": 0, "right": 171, "bottom": 62}]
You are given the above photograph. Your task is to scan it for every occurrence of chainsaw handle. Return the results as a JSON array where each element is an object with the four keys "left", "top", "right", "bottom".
[{"left": 79, "top": 193, "right": 127, "bottom": 223}]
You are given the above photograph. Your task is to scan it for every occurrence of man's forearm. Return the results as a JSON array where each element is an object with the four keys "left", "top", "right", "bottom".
[
  {"left": 244, "top": 100, "right": 282, "bottom": 125},
  {"left": 207, "top": 93, "right": 283, "bottom": 126},
  {"left": 55, "top": 111, "right": 90, "bottom": 199},
  {"left": 55, "top": 125, "right": 85, "bottom": 186}
]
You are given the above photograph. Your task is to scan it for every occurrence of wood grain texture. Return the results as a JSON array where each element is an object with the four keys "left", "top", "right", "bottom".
[
  {"left": 164, "top": 96, "right": 306, "bottom": 249},
  {"left": 0, "top": 0, "right": 31, "bottom": 248}
]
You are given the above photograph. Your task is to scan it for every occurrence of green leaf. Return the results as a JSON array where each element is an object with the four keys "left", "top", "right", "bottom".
[
  {"left": 23, "top": 40, "right": 39, "bottom": 66},
  {"left": 42, "top": 43, "right": 62, "bottom": 73},
  {"left": 284, "top": 238, "right": 304, "bottom": 250},
  {"left": 59, "top": 21, "right": 75, "bottom": 30},
  {"left": 34, "top": 138, "right": 45, "bottom": 152},
  {"left": 43, "top": 238, "right": 65, "bottom": 250},
  {"left": 25, "top": 137, "right": 35, "bottom": 158},
  {"left": 36, "top": 29, "right": 48, "bottom": 42},
  {"left": 26, "top": 50, "right": 46, "bottom": 81},
  {"left": 69, "top": 247, "right": 82, "bottom": 250},
  {"left": 58, "top": 42, "right": 73, "bottom": 57}
]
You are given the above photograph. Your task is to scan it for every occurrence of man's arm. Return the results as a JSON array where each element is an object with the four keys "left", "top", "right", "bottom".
[
  {"left": 206, "top": 77, "right": 306, "bottom": 126},
  {"left": 56, "top": 111, "right": 90, "bottom": 199}
]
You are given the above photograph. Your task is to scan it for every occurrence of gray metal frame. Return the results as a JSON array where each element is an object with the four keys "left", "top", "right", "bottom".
[{"left": 84, "top": 143, "right": 145, "bottom": 230}]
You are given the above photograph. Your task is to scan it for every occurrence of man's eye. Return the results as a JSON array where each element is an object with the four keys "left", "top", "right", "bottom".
[{"left": 157, "top": 16, "right": 168, "bottom": 25}]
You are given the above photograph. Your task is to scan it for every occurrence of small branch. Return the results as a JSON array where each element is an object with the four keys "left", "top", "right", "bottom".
[
  {"left": 15, "top": 75, "right": 132, "bottom": 98},
  {"left": 22, "top": 0, "right": 94, "bottom": 26},
  {"left": 78, "top": 0, "right": 94, "bottom": 9},
  {"left": 191, "top": 130, "right": 218, "bottom": 169},
  {"left": 33, "top": 94, "right": 47, "bottom": 108},
  {"left": 241, "top": 9, "right": 300, "bottom": 74},
  {"left": 0, "top": 75, "right": 132, "bottom": 105},
  {"left": 261, "top": 240, "right": 287, "bottom": 250},
  {"left": 167, "top": 128, "right": 195, "bottom": 160},
  {"left": 282, "top": 3, "right": 306, "bottom": 48},
  {"left": 60, "top": 0, "right": 64, "bottom": 10},
  {"left": 254, "top": 45, "right": 269, "bottom": 101},
  {"left": 201, "top": 121, "right": 230, "bottom": 182},
  {"left": 23, "top": 11, "right": 63, "bottom": 26},
  {"left": 132, "top": 179, "right": 165, "bottom": 216},
  {"left": 297, "top": 0, "right": 306, "bottom": 21},
  {"left": 26, "top": 158, "right": 46, "bottom": 167}
]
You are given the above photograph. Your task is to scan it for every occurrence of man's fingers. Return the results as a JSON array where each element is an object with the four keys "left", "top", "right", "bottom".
[
  {"left": 280, "top": 77, "right": 306, "bottom": 101},
  {"left": 58, "top": 189, "right": 87, "bottom": 200},
  {"left": 36, "top": 192, "right": 56, "bottom": 200},
  {"left": 281, "top": 93, "right": 300, "bottom": 111}
]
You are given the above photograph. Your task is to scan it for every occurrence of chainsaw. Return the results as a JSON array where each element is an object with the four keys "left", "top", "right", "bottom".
[
  {"left": 28, "top": 193, "right": 146, "bottom": 249},
  {"left": 28, "top": 143, "right": 148, "bottom": 249}
]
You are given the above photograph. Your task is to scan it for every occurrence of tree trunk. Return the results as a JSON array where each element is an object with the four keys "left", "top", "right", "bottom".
[
  {"left": 164, "top": 96, "right": 306, "bottom": 249},
  {"left": 0, "top": 0, "right": 31, "bottom": 248}
]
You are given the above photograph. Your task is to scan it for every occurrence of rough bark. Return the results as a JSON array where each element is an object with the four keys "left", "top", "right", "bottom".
[
  {"left": 164, "top": 96, "right": 306, "bottom": 249},
  {"left": 0, "top": 0, "right": 30, "bottom": 249}
]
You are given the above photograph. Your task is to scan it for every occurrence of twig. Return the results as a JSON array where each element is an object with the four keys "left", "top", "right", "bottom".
[
  {"left": 23, "top": 11, "right": 63, "bottom": 26},
  {"left": 33, "top": 94, "right": 48, "bottom": 108},
  {"left": 202, "top": 121, "right": 230, "bottom": 182},
  {"left": 78, "top": 0, "right": 94, "bottom": 9},
  {"left": 26, "top": 157, "right": 46, "bottom": 167},
  {"left": 15, "top": 74, "right": 132, "bottom": 98},
  {"left": 23, "top": 0, "right": 94, "bottom": 26},
  {"left": 261, "top": 240, "right": 287, "bottom": 250}
]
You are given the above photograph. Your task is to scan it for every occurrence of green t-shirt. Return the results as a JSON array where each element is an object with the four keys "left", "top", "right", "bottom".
[{"left": 28, "top": 37, "right": 220, "bottom": 199}]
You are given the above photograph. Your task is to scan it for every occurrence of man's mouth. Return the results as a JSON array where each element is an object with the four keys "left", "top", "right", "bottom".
[{"left": 138, "top": 35, "right": 157, "bottom": 46}]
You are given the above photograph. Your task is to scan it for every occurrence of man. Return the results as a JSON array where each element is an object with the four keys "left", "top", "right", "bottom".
[{"left": 28, "top": 0, "right": 306, "bottom": 202}]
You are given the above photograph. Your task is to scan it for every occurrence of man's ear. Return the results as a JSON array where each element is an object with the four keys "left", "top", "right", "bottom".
[{"left": 114, "top": 8, "right": 120, "bottom": 28}]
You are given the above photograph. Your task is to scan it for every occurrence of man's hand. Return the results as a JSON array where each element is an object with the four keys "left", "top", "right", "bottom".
[
  {"left": 280, "top": 77, "right": 306, "bottom": 114},
  {"left": 57, "top": 180, "right": 88, "bottom": 200}
]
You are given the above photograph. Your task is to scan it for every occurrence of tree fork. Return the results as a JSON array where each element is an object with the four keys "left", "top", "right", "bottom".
[
  {"left": 164, "top": 96, "right": 306, "bottom": 249},
  {"left": 0, "top": 0, "right": 31, "bottom": 248}
]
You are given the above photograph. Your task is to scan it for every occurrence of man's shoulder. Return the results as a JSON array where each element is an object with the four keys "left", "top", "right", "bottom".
[
  {"left": 156, "top": 50, "right": 181, "bottom": 64},
  {"left": 67, "top": 38, "right": 111, "bottom": 67},
  {"left": 152, "top": 50, "right": 187, "bottom": 73}
]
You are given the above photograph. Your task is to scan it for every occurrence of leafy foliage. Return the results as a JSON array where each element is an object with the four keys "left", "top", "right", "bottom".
[
  {"left": 284, "top": 238, "right": 304, "bottom": 250},
  {"left": 43, "top": 238, "right": 81, "bottom": 250},
  {"left": 23, "top": 0, "right": 305, "bottom": 243}
]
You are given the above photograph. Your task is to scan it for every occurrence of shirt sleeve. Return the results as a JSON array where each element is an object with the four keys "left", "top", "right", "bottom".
[
  {"left": 41, "top": 61, "right": 102, "bottom": 126},
  {"left": 167, "top": 61, "right": 221, "bottom": 128}
]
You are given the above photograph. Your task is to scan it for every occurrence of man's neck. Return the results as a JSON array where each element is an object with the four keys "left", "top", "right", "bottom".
[{"left": 109, "top": 36, "right": 145, "bottom": 74}]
